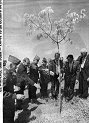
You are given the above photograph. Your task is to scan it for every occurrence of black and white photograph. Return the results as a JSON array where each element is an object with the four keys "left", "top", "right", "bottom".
[{"left": 2, "top": 0, "right": 89, "bottom": 123}]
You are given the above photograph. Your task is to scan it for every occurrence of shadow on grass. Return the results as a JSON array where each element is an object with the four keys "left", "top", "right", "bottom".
[{"left": 15, "top": 106, "right": 38, "bottom": 123}]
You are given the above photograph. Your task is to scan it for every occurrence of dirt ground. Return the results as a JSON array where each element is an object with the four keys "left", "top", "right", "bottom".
[{"left": 15, "top": 83, "right": 89, "bottom": 123}]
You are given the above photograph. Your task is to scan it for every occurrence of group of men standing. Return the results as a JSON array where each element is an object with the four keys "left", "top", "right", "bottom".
[
  {"left": 64, "top": 48, "right": 89, "bottom": 100},
  {"left": 3, "top": 48, "right": 89, "bottom": 123}
]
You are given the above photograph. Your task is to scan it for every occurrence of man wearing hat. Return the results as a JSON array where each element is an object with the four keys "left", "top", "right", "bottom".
[
  {"left": 63, "top": 54, "right": 80, "bottom": 101},
  {"left": 39, "top": 58, "right": 50, "bottom": 99},
  {"left": 77, "top": 48, "right": 89, "bottom": 99},
  {"left": 3, "top": 55, "right": 21, "bottom": 123},
  {"left": 28, "top": 55, "right": 40, "bottom": 103}
]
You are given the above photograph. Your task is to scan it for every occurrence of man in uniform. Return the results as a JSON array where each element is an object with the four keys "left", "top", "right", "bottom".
[
  {"left": 3, "top": 55, "right": 21, "bottom": 123},
  {"left": 77, "top": 48, "right": 89, "bottom": 99}
]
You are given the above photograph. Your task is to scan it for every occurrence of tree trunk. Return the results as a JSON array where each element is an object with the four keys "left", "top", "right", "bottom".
[{"left": 56, "top": 42, "right": 62, "bottom": 113}]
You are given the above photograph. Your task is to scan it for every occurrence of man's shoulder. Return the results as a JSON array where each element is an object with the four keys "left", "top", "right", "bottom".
[
  {"left": 18, "top": 63, "right": 24, "bottom": 68},
  {"left": 17, "top": 63, "right": 25, "bottom": 73},
  {"left": 64, "top": 61, "right": 68, "bottom": 65},
  {"left": 86, "top": 54, "right": 89, "bottom": 59},
  {"left": 76, "top": 55, "right": 82, "bottom": 61},
  {"left": 30, "top": 62, "right": 38, "bottom": 69},
  {"left": 3, "top": 67, "right": 9, "bottom": 73},
  {"left": 51, "top": 59, "right": 56, "bottom": 64},
  {"left": 73, "top": 60, "right": 79, "bottom": 65}
]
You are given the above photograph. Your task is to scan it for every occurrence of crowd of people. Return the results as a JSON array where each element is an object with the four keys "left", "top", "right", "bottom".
[{"left": 3, "top": 48, "right": 89, "bottom": 123}]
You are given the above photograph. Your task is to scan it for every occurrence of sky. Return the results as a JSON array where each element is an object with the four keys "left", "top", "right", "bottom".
[{"left": 3, "top": 0, "right": 89, "bottom": 62}]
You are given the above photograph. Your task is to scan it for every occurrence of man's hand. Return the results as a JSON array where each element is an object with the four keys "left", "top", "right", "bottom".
[
  {"left": 75, "top": 79, "right": 79, "bottom": 84},
  {"left": 87, "top": 77, "right": 89, "bottom": 82},
  {"left": 16, "top": 94, "right": 25, "bottom": 100},
  {"left": 50, "top": 71, "right": 54, "bottom": 76},
  {"left": 34, "top": 83, "right": 41, "bottom": 89},
  {"left": 14, "top": 86, "right": 20, "bottom": 92}
]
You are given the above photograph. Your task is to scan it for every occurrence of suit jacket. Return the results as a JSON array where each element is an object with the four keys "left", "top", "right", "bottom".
[
  {"left": 4, "top": 68, "right": 17, "bottom": 94},
  {"left": 3, "top": 68, "right": 15, "bottom": 119},
  {"left": 29, "top": 62, "right": 39, "bottom": 83},
  {"left": 39, "top": 64, "right": 50, "bottom": 83},
  {"left": 64, "top": 60, "right": 80, "bottom": 81},
  {"left": 84, "top": 54, "right": 89, "bottom": 79},
  {"left": 17, "top": 63, "right": 34, "bottom": 86},
  {"left": 48, "top": 59, "right": 63, "bottom": 74}
]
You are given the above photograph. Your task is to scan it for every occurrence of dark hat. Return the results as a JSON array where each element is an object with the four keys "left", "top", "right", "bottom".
[
  {"left": 42, "top": 57, "right": 47, "bottom": 63},
  {"left": 8, "top": 55, "right": 21, "bottom": 65},
  {"left": 33, "top": 55, "right": 40, "bottom": 61},
  {"left": 67, "top": 54, "right": 74, "bottom": 59}
]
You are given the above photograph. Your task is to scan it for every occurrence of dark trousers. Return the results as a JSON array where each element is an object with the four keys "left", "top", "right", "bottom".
[
  {"left": 15, "top": 81, "right": 25, "bottom": 109},
  {"left": 18, "top": 81, "right": 25, "bottom": 94},
  {"left": 40, "top": 82, "right": 48, "bottom": 98},
  {"left": 28, "top": 85, "right": 37, "bottom": 100},
  {"left": 51, "top": 76, "right": 59, "bottom": 97},
  {"left": 79, "top": 70, "right": 88, "bottom": 98},
  {"left": 64, "top": 76, "right": 75, "bottom": 98},
  {"left": 3, "top": 94, "right": 15, "bottom": 123},
  {"left": 3, "top": 117, "right": 14, "bottom": 123}
]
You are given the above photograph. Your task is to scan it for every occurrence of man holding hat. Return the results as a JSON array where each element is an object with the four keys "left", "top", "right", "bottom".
[
  {"left": 64, "top": 54, "right": 80, "bottom": 101},
  {"left": 77, "top": 48, "right": 89, "bottom": 99}
]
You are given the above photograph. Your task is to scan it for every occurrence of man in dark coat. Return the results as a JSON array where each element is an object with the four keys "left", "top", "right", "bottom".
[
  {"left": 39, "top": 58, "right": 50, "bottom": 98},
  {"left": 28, "top": 55, "right": 40, "bottom": 103},
  {"left": 48, "top": 53, "right": 63, "bottom": 99},
  {"left": 77, "top": 48, "right": 89, "bottom": 99},
  {"left": 3, "top": 55, "right": 21, "bottom": 123},
  {"left": 64, "top": 54, "right": 80, "bottom": 101}
]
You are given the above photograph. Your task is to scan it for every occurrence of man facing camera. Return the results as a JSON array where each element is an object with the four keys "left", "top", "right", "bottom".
[
  {"left": 48, "top": 52, "right": 63, "bottom": 100},
  {"left": 77, "top": 48, "right": 89, "bottom": 99},
  {"left": 64, "top": 54, "right": 80, "bottom": 101}
]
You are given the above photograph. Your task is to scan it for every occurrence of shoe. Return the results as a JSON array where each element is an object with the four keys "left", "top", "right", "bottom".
[
  {"left": 79, "top": 94, "right": 82, "bottom": 98},
  {"left": 81, "top": 96, "right": 88, "bottom": 99},
  {"left": 79, "top": 94, "right": 88, "bottom": 99}
]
